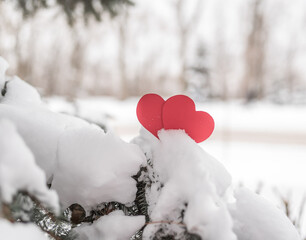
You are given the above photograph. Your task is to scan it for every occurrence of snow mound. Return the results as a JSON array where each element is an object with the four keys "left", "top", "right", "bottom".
[
  {"left": 1, "top": 102, "right": 96, "bottom": 179},
  {"left": 1, "top": 76, "right": 42, "bottom": 106},
  {"left": 0, "top": 57, "right": 41, "bottom": 105},
  {"left": 136, "top": 129, "right": 235, "bottom": 240},
  {"left": 0, "top": 103, "right": 93, "bottom": 180},
  {"left": 136, "top": 129, "right": 302, "bottom": 239},
  {"left": 229, "top": 187, "right": 301, "bottom": 240},
  {"left": 75, "top": 210, "right": 145, "bottom": 240},
  {"left": 0, "top": 219, "right": 48, "bottom": 240},
  {"left": 52, "top": 127, "right": 145, "bottom": 210},
  {"left": 0, "top": 58, "right": 93, "bottom": 180},
  {"left": 153, "top": 130, "right": 231, "bottom": 196},
  {"left": 0, "top": 119, "right": 60, "bottom": 214}
]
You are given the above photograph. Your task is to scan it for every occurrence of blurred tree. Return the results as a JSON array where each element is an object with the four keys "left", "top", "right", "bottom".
[
  {"left": 213, "top": 2, "right": 230, "bottom": 101},
  {"left": 175, "top": 0, "right": 203, "bottom": 91},
  {"left": 187, "top": 41, "right": 211, "bottom": 101},
  {"left": 242, "top": 0, "right": 267, "bottom": 102},
  {"left": 70, "top": 28, "right": 86, "bottom": 97},
  {"left": 117, "top": 7, "right": 129, "bottom": 99},
  {"left": 14, "top": 0, "right": 133, "bottom": 25}
]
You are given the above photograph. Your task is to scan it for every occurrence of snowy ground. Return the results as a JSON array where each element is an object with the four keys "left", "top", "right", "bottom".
[{"left": 46, "top": 96, "right": 306, "bottom": 235}]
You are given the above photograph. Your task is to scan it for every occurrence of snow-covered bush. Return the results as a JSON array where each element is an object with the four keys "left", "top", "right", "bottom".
[
  {"left": 0, "top": 56, "right": 301, "bottom": 240},
  {"left": 0, "top": 119, "right": 59, "bottom": 213},
  {"left": 52, "top": 127, "right": 145, "bottom": 210}
]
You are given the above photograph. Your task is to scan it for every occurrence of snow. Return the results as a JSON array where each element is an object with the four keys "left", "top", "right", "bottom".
[
  {"left": 47, "top": 97, "right": 306, "bottom": 141},
  {"left": 135, "top": 129, "right": 236, "bottom": 240},
  {"left": 134, "top": 128, "right": 302, "bottom": 239},
  {"left": 0, "top": 59, "right": 95, "bottom": 179},
  {"left": 45, "top": 96, "right": 306, "bottom": 237},
  {"left": 155, "top": 130, "right": 231, "bottom": 196},
  {"left": 0, "top": 57, "right": 8, "bottom": 86},
  {"left": 0, "top": 103, "right": 93, "bottom": 180},
  {"left": 199, "top": 101, "right": 306, "bottom": 136},
  {"left": 0, "top": 55, "right": 304, "bottom": 238},
  {"left": 204, "top": 140, "right": 306, "bottom": 189},
  {"left": 0, "top": 219, "right": 48, "bottom": 240},
  {"left": 1, "top": 76, "right": 42, "bottom": 106},
  {"left": 0, "top": 119, "right": 59, "bottom": 214},
  {"left": 0, "top": 56, "right": 41, "bottom": 105},
  {"left": 54, "top": 97, "right": 306, "bottom": 192},
  {"left": 52, "top": 127, "right": 145, "bottom": 210},
  {"left": 75, "top": 210, "right": 145, "bottom": 240},
  {"left": 229, "top": 187, "right": 301, "bottom": 240}
]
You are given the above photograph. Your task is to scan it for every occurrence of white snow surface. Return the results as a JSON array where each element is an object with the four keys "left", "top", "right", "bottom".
[
  {"left": 75, "top": 210, "right": 145, "bottom": 240},
  {"left": 0, "top": 119, "right": 59, "bottom": 214},
  {"left": 52, "top": 127, "right": 145, "bottom": 210},
  {"left": 0, "top": 59, "right": 94, "bottom": 179},
  {"left": 153, "top": 130, "right": 231, "bottom": 196},
  {"left": 0, "top": 219, "right": 48, "bottom": 240},
  {"left": 229, "top": 187, "right": 301, "bottom": 240},
  {"left": 1, "top": 76, "right": 42, "bottom": 106},
  {"left": 0, "top": 57, "right": 8, "bottom": 86},
  {"left": 0, "top": 58, "right": 145, "bottom": 212},
  {"left": 135, "top": 129, "right": 302, "bottom": 240},
  {"left": 0, "top": 57, "right": 40, "bottom": 105},
  {"left": 0, "top": 103, "right": 92, "bottom": 180},
  {"left": 136, "top": 129, "right": 236, "bottom": 240}
]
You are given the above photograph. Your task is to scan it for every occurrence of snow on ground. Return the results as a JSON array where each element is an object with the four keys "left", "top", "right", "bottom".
[
  {"left": 229, "top": 187, "right": 300, "bottom": 240},
  {"left": 0, "top": 119, "right": 59, "bottom": 214},
  {"left": 0, "top": 219, "right": 48, "bottom": 240},
  {"left": 200, "top": 101, "right": 306, "bottom": 135},
  {"left": 202, "top": 140, "right": 306, "bottom": 189}
]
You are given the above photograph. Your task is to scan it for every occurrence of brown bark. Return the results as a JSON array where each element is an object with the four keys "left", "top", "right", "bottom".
[{"left": 242, "top": 0, "right": 267, "bottom": 101}]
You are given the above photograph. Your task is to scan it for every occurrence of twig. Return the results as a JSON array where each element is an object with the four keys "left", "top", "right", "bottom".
[
  {"left": 1, "top": 203, "right": 14, "bottom": 222},
  {"left": 296, "top": 194, "right": 306, "bottom": 232},
  {"left": 145, "top": 220, "right": 186, "bottom": 227}
]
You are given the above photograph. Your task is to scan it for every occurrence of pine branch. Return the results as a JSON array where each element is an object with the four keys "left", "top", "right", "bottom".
[
  {"left": 14, "top": 0, "right": 134, "bottom": 26},
  {"left": 8, "top": 191, "right": 75, "bottom": 240}
]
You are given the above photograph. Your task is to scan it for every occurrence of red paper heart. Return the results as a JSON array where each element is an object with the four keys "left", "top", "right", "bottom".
[
  {"left": 162, "top": 95, "right": 214, "bottom": 143},
  {"left": 136, "top": 93, "right": 165, "bottom": 138}
]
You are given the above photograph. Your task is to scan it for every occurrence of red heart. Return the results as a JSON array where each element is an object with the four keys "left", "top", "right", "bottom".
[
  {"left": 162, "top": 95, "right": 214, "bottom": 143},
  {"left": 136, "top": 93, "right": 165, "bottom": 138}
]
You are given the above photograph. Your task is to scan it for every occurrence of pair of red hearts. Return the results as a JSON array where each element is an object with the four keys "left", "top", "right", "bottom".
[{"left": 136, "top": 94, "right": 214, "bottom": 143}]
